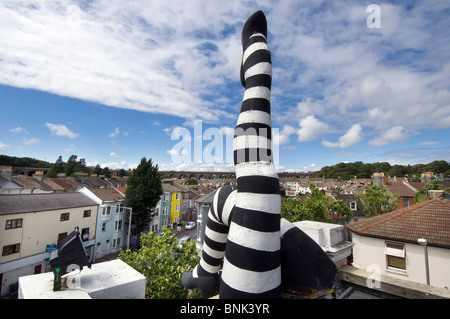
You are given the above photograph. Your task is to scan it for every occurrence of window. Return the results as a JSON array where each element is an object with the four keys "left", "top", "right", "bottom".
[
  {"left": 113, "top": 237, "right": 122, "bottom": 248},
  {"left": 350, "top": 202, "right": 357, "bottom": 210},
  {"left": 2, "top": 243, "right": 20, "bottom": 256},
  {"left": 83, "top": 210, "right": 91, "bottom": 218},
  {"left": 385, "top": 242, "right": 406, "bottom": 270},
  {"left": 81, "top": 228, "right": 89, "bottom": 241},
  {"left": 102, "top": 206, "right": 111, "bottom": 216},
  {"left": 57, "top": 233, "right": 67, "bottom": 248},
  {"left": 403, "top": 198, "right": 409, "bottom": 208},
  {"left": 102, "top": 222, "right": 106, "bottom": 231},
  {"left": 163, "top": 194, "right": 170, "bottom": 202},
  {"left": 162, "top": 207, "right": 168, "bottom": 215},
  {"left": 114, "top": 220, "right": 123, "bottom": 231},
  {"left": 6, "top": 218, "right": 23, "bottom": 229},
  {"left": 175, "top": 193, "right": 180, "bottom": 200},
  {"left": 175, "top": 204, "right": 180, "bottom": 212},
  {"left": 60, "top": 212, "right": 70, "bottom": 221}
]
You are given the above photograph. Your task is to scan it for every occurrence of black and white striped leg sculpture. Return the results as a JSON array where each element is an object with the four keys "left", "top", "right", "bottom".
[
  {"left": 220, "top": 10, "right": 281, "bottom": 298},
  {"left": 182, "top": 10, "right": 338, "bottom": 299}
]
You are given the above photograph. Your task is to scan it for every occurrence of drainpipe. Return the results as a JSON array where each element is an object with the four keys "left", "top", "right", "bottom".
[{"left": 417, "top": 238, "right": 430, "bottom": 285}]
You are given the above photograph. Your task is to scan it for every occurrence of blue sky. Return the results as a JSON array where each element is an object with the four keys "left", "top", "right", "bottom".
[{"left": 1, "top": 1, "right": 449, "bottom": 172}]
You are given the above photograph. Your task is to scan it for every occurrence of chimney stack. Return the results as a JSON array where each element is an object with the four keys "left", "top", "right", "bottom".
[
  {"left": 0, "top": 165, "right": 13, "bottom": 181},
  {"left": 428, "top": 190, "right": 444, "bottom": 199}
]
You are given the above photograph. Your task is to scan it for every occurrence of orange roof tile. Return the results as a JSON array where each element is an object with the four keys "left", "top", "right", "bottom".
[{"left": 346, "top": 197, "right": 450, "bottom": 248}]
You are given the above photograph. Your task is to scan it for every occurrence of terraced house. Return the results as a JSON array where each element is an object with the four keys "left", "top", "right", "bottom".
[
  {"left": 157, "top": 184, "right": 173, "bottom": 231},
  {"left": 0, "top": 192, "right": 98, "bottom": 297},
  {"left": 78, "top": 187, "right": 129, "bottom": 261}
]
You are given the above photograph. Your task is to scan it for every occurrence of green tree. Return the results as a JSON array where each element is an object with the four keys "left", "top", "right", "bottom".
[
  {"left": 329, "top": 199, "right": 353, "bottom": 223},
  {"left": 303, "top": 183, "right": 332, "bottom": 222},
  {"left": 118, "top": 168, "right": 127, "bottom": 177},
  {"left": 125, "top": 157, "right": 163, "bottom": 246},
  {"left": 281, "top": 197, "right": 306, "bottom": 222},
  {"left": 185, "top": 178, "right": 198, "bottom": 185},
  {"left": 444, "top": 169, "right": 450, "bottom": 178},
  {"left": 425, "top": 160, "right": 450, "bottom": 174},
  {"left": 356, "top": 185, "right": 399, "bottom": 217},
  {"left": 119, "top": 227, "right": 201, "bottom": 299},
  {"left": 281, "top": 183, "right": 341, "bottom": 223},
  {"left": 414, "top": 187, "right": 428, "bottom": 203},
  {"left": 102, "top": 166, "right": 111, "bottom": 178},
  {"left": 92, "top": 164, "right": 102, "bottom": 176},
  {"left": 414, "top": 180, "right": 443, "bottom": 203},
  {"left": 75, "top": 157, "right": 90, "bottom": 174},
  {"left": 46, "top": 155, "right": 65, "bottom": 178},
  {"left": 65, "top": 154, "right": 78, "bottom": 177}
]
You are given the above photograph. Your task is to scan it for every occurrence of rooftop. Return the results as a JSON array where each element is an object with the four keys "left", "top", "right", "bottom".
[
  {"left": 195, "top": 188, "right": 218, "bottom": 204},
  {"left": 88, "top": 187, "right": 125, "bottom": 202},
  {"left": 346, "top": 197, "right": 450, "bottom": 248},
  {"left": 384, "top": 179, "right": 417, "bottom": 198},
  {"left": 0, "top": 192, "right": 98, "bottom": 215}
]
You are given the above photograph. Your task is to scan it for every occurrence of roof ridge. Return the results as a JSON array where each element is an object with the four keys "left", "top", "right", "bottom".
[{"left": 402, "top": 179, "right": 420, "bottom": 192}]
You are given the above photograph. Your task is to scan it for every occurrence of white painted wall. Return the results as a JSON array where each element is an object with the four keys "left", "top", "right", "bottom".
[{"left": 351, "top": 233, "right": 450, "bottom": 289}]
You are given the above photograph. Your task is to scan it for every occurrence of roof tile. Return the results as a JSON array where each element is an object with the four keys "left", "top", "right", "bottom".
[{"left": 347, "top": 197, "right": 450, "bottom": 248}]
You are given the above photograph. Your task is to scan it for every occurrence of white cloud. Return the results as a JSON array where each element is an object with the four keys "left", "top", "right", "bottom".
[
  {"left": 0, "top": 141, "right": 10, "bottom": 149},
  {"left": 0, "top": 0, "right": 449, "bottom": 153},
  {"left": 22, "top": 137, "right": 40, "bottom": 145},
  {"left": 109, "top": 152, "right": 120, "bottom": 158},
  {"left": 296, "top": 99, "right": 325, "bottom": 118},
  {"left": 105, "top": 161, "right": 137, "bottom": 170},
  {"left": 297, "top": 116, "right": 329, "bottom": 142},
  {"left": 108, "top": 127, "right": 120, "bottom": 138},
  {"left": 166, "top": 149, "right": 189, "bottom": 156},
  {"left": 45, "top": 123, "right": 79, "bottom": 138},
  {"left": 87, "top": 160, "right": 138, "bottom": 170},
  {"left": 219, "top": 127, "right": 234, "bottom": 136},
  {"left": 322, "top": 124, "right": 363, "bottom": 148},
  {"left": 0, "top": 0, "right": 244, "bottom": 123},
  {"left": 368, "top": 126, "right": 407, "bottom": 147},
  {"left": 274, "top": 125, "right": 296, "bottom": 146},
  {"left": 9, "top": 127, "right": 29, "bottom": 134},
  {"left": 279, "top": 163, "right": 318, "bottom": 173},
  {"left": 270, "top": 1, "right": 450, "bottom": 141},
  {"left": 166, "top": 149, "right": 178, "bottom": 156},
  {"left": 157, "top": 161, "right": 234, "bottom": 173},
  {"left": 418, "top": 141, "right": 439, "bottom": 145}
]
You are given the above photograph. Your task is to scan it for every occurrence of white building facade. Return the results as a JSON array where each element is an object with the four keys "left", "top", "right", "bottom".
[{"left": 0, "top": 192, "right": 98, "bottom": 297}]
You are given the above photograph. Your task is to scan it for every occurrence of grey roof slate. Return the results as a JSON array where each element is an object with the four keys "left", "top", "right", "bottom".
[
  {"left": 0, "top": 175, "right": 23, "bottom": 190},
  {"left": 0, "top": 192, "right": 98, "bottom": 215}
]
